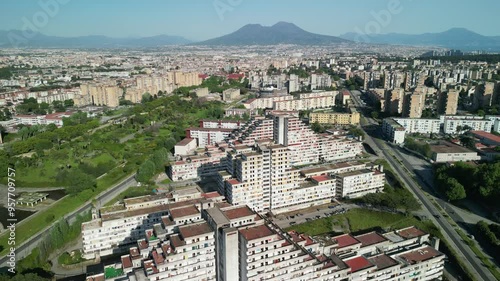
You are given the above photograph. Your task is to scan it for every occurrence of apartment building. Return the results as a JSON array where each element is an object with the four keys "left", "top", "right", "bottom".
[
  {"left": 391, "top": 118, "right": 441, "bottom": 134},
  {"left": 336, "top": 169, "right": 385, "bottom": 198},
  {"left": 309, "top": 109, "right": 360, "bottom": 125},
  {"left": 199, "top": 119, "right": 242, "bottom": 130},
  {"left": 384, "top": 88, "right": 405, "bottom": 115},
  {"left": 186, "top": 128, "right": 234, "bottom": 147},
  {"left": 437, "top": 89, "right": 459, "bottom": 115},
  {"left": 168, "top": 145, "right": 227, "bottom": 181},
  {"left": 243, "top": 95, "right": 293, "bottom": 110},
  {"left": 402, "top": 92, "right": 425, "bottom": 118},
  {"left": 86, "top": 202, "right": 444, "bottom": 281},
  {"left": 442, "top": 116, "right": 492, "bottom": 134},
  {"left": 273, "top": 95, "right": 336, "bottom": 111},
  {"left": 81, "top": 188, "right": 224, "bottom": 259},
  {"left": 382, "top": 118, "right": 406, "bottom": 144},
  {"left": 77, "top": 83, "right": 122, "bottom": 107}
]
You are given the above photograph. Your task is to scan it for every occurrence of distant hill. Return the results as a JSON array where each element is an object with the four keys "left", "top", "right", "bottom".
[
  {"left": 195, "top": 22, "right": 350, "bottom": 46},
  {"left": 339, "top": 28, "right": 500, "bottom": 51},
  {"left": 0, "top": 30, "right": 192, "bottom": 48}
]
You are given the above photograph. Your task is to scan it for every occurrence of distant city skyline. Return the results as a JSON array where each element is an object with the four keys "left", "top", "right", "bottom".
[{"left": 1, "top": 0, "right": 499, "bottom": 41}]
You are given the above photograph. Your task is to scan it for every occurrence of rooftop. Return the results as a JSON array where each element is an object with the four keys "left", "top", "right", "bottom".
[
  {"left": 430, "top": 141, "right": 475, "bottom": 154},
  {"left": 179, "top": 222, "right": 213, "bottom": 239},
  {"left": 368, "top": 254, "right": 399, "bottom": 270},
  {"left": 175, "top": 138, "right": 195, "bottom": 146},
  {"left": 240, "top": 224, "right": 275, "bottom": 241},
  {"left": 333, "top": 234, "right": 360, "bottom": 248},
  {"left": 169, "top": 205, "right": 200, "bottom": 219},
  {"left": 344, "top": 256, "right": 375, "bottom": 273},
  {"left": 397, "top": 226, "right": 426, "bottom": 239},
  {"left": 354, "top": 232, "right": 387, "bottom": 247},
  {"left": 398, "top": 246, "right": 443, "bottom": 265},
  {"left": 471, "top": 130, "right": 500, "bottom": 143},
  {"left": 223, "top": 205, "right": 255, "bottom": 220}
]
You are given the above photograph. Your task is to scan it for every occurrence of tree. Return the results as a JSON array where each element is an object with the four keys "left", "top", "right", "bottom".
[
  {"left": 64, "top": 99, "right": 74, "bottom": 107},
  {"left": 136, "top": 160, "right": 156, "bottom": 183},
  {"left": 141, "top": 93, "right": 152, "bottom": 104},
  {"left": 443, "top": 177, "right": 466, "bottom": 201},
  {"left": 371, "top": 111, "right": 379, "bottom": 119},
  {"left": 66, "top": 169, "right": 97, "bottom": 196}
]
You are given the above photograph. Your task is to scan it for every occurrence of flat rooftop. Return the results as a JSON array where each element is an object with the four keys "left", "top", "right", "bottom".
[
  {"left": 223, "top": 205, "right": 255, "bottom": 220},
  {"left": 430, "top": 141, "right": 475, "bottom": 154},
  {"left": 354, "top": 232, "right": 387, "bottom": 247},
  {"left": 368, "top": 254, "right": 399, "bottom": 270},
  {"left": 240, "top": 224, "right": 275, "bottom": 241},
  {"left": 397, "top": 246, "right": 443, "bottom": 265},
  {"left": 170, "top": 205, "right": 200, "bottom": 219},
  {"left": 333, "top": 234, "right": 360, "bottom": 248},
  {"left": 344, "top": 256, "right": 375, "bottom": 273},
  {"left": 179, "top": 222, "right": 213, "bottom": 239},
  {"left": 396, "top": 226, "right": 426, "bottom": 239}
]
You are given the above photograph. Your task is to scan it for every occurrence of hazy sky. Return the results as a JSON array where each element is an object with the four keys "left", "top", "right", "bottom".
[{"left": 1, "top": 0, "right": 499, "bottom": 40}]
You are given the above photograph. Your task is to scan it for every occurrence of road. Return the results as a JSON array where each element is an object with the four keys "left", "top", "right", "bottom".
[
  {"left": 350, "top": 90, "right": 495, "bottom": 281},
  {"left": 0, "top": 174, "right": 137, "bottom": 269}
]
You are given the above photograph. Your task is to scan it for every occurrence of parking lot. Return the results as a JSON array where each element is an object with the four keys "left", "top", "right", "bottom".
[{"left": 273, "top": 202, "right": 358, "bottom": 228}]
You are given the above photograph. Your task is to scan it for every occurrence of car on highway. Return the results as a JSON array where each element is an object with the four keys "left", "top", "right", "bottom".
[
  {"left": 305, "top": 218, "right": 312, "bottom": 222},
  {"left": 289, "top": 221, "right": 296, "bottom": 225}
]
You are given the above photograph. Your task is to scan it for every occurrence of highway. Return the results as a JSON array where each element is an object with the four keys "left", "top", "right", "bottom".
[
  {"left": 0, "top": 174, "right": 137, "bottom": 269},
  {"left": 350, "top": 90, "right": 494, "bottom": 281}
]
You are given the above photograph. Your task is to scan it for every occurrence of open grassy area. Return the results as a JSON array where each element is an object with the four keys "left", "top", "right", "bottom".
[
  {"left": 286, "top": 208, "right": 438, "bottom": 237},
  {"left": 104, "top": 185, "right": 156, "bottom": 207}
]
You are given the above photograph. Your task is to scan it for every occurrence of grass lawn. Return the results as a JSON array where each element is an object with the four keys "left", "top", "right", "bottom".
[
  {"left": 286, "top": 209, "right": 438, "bottom": 237},
  {"left": 105, "top": 267, "right": 124, "bottom": 279},
  {"left": 160, "top": 178, "right": 172, "bottom": 184},
  {"left": 87, "top": 152, "right": 116, "bottom": 165},
  {"left": 104, "top": 185, "right": 155, "bottom": 207}
]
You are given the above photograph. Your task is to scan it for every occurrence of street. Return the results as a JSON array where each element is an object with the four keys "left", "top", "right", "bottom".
[{"left": 350, "top": 90, "right": 496, "bottom": 281}]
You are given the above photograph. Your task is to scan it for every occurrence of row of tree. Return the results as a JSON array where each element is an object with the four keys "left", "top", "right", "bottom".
[
  {"left": 476, "top": 221, "right": 500, "bottom": 264},
  {"left": 404, "top": 137, "right": 433, "bottom": 158},
  {"left": 434, "top": 162, "right": 500, "bottom": 202},
  {"left": 15, "top": 98, "right": 74, "bottom": 115}
]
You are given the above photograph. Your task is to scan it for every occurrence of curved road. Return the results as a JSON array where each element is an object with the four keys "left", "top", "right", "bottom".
[
  {"left": 0, "top": 174, "right": 137, "bottom": 269},
  {"left": 350, "top": 90, "right": 494, "bottom": 281}
]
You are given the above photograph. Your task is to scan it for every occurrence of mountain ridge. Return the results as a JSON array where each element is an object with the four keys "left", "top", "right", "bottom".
[
  {"left": 194, "top": 22, "right": 350, "bottom": 46},
  {"left": 339, "top": 28, "right": 500, "bottom": 50}
]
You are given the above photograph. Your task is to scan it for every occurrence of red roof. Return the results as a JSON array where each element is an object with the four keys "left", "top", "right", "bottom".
[
  {"left": 239, "top": 224, "right": 274, "bottom": 241},
  {"left": 202, "top": 191, "right": 222, "bottom": 199},
  {"left": 199, "top": 74, "right": 209, "bottom": 79},
  {"left": 227, "top": 73, "right": 244, "bottom": 80},
  {"left": 333, "top": 234, "right": 360, "bottom": 248},
  {"left": 345, "top": 256, "right": 374, "bottom": 273},
  {"left": 354, "top": 232, "right": 387, "bottom": 247},
  {"left": 170, "top": 205, "right": 199, "bottom": 219},
  {"left": 311, "top": 175, "right": 332, "bottom": 183},
  {"left": 178, "top": 222, "right": 212, "bottom": 238},
  {"left": 121, "top": 255, "right": 133, "bottom": 268},
  {"left": 471, "top": 130, "right": 500, "bottom": 144},
  {"left": 223, "top": 206, "right": 254, "bottom": 220},
  {"left": 398, "top": 246, "right": 443, "bottom": 265},
  {"left": 227, "top": 179, "right": 241, "bottom": 185},
  {"left": 397, "top": 227, "right": 426, "bottom": 239}
]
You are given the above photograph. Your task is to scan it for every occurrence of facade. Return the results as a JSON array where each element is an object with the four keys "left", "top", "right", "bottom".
[
  {"left": 78, "top": 83, "right": 122, "bottom": 107},
  {"left": 382, "top": 118, "right": 406, "bottom": 144},
  {"left": 85, "top": 200, "right": 445, "bottom": 281},
  {"left": 81, "top": 188, "right": 225, "bottom": 259},
  {"left": 309, "top": 109, "right": 360, "bottom": 125},
  {"left": 442, "top": 116, "right": 492, "bottom": 134},
  {"left": 336, "top": 169, "right": 385, "bottom": 199},
  {"left": 402, "top": 92, "right": 425, "bottom": 118},
  {"left": 430, "top": 141, "right": 480, "bottom": 163},
  {"left": 391, "top": 118, "right": 441, "bottom": 134},
  {"left": 243, "top": 96, "right": 293, "bottom": 110},
  {"left": 437, "top": 89, "right": 459, "bottom": 115},
  {"left": 273, "top": 95, "right": 336, "bottom": 111},
  {"left": 174, "top": 138, "right": 197, "bottom": 156},
  {"left": 186, "top": 128, "right": 234, "bottom": 147},
  {"left": 13, "top": 111, "right": 73, "bottom": 127}
]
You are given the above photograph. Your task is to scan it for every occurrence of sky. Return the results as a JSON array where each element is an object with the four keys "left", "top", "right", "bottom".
[{"left": 0, "top": 0, "right": 499, "bottom": 41}]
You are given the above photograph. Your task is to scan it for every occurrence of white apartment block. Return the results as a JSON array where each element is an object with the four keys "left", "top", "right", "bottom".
[
  {"left": 186, "top": 128, "right": 234, "bottom": 147},
  {"left": 13, "top": 111, "right": 73, "bottom": 127},
  {"left": 273, "top": 95, "right": 336, "bottom": 111},
  {"left": 199, "top": 119, "right": 242, "bottom": 130},
  {"left": 336, "top": 169, "right": 385, "bottom": 199},
  {"left": 382, "top": 118, "right": 407, "bottom": 144},
  {"left": 442, "top": 117, "right": 492, "bottom": 134},
  {"left": 81, "top": 188, "right": 224, "bottom": 259},
  {"left": 86, "top": 202, "right": 444, "bottom": 281},
  {"left": 391, "top": 118, "right": 441, "bottom": 134},
  {"left": 168, "top": 146, "right": 227, "bottom": 181},
  {"left": 243, "top": 95, "right": 293, "bottom": 110}
]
